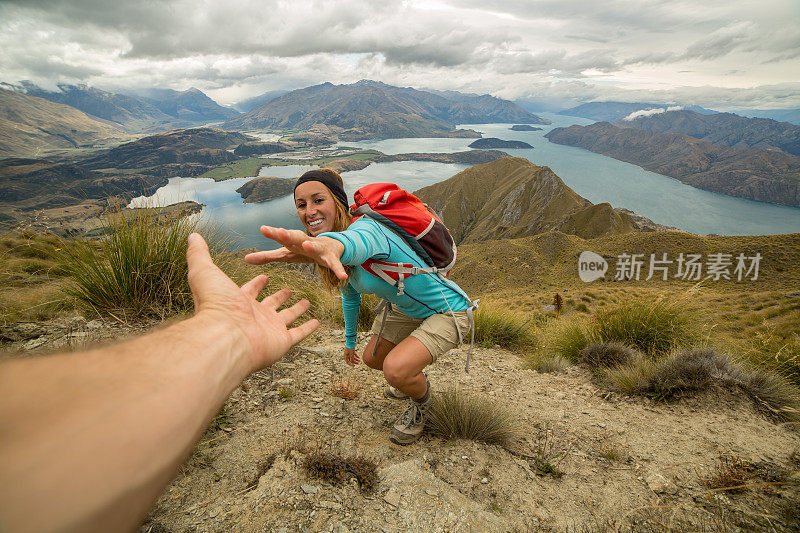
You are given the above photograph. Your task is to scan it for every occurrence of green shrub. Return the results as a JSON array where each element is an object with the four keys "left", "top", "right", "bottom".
[
  {"left": 426, "top": 388, "right": 521, "bottom": 445},
  {"left": 58, "top": 207, "right": 221, "bottom": 320},
  {"left": 592, "top": 297, "right": 696, "bottom": 355},
  {"left": 473, "top": 303, "right": 536, "bottom": 349}
]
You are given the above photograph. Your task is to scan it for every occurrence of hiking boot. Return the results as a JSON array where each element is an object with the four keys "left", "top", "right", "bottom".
[
  {"left": 383, "top": 385, "right": 409, "bottom": 400},
  {"left": 390, "top": 395, "right": 432, "bottom": 445}
]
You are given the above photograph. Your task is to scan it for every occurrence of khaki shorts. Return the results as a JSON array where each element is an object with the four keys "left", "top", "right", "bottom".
[{"left": 369, "top": 303, "right": 472, "bottom": 363}]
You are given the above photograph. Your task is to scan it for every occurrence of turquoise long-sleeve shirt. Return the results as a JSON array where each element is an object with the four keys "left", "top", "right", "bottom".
[{"left": 321, "top": 217, "right": 471, "bottom": 349}]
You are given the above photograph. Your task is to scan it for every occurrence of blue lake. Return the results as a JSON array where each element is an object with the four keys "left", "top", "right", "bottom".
[{"left": 129, "top": 112, "right": 800, "bottom": 250}]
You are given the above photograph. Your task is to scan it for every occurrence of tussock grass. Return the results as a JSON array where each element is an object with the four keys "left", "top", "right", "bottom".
[
  {"left": 527, "top": 352, "right": 570, "bottom": 373},
  {"left": 539, "top": 319, "right": 592, "bottom": 362},
  {"left": 473, "top": 302, "right": 536, "bottom": 349},
  {"left": 602, "top": 357, "right": 659, "bottom": 396},
  {"left": 740, "top": 329, "right": 800, "bottom": 389},
  {"left": 580, "top": 341, "right": 639, "bottom": 369},
  {"left": 592, "top": 296, "right": 697, "bottom": 355},
  {"left": 600, "top": 347, "right": 800, "bottom": 419},
  {"left": 57, "top": 207, "right": 219, "bottom": 320},
  {"left": 426, "top": 388, "right": 521, "bottom": 445}
]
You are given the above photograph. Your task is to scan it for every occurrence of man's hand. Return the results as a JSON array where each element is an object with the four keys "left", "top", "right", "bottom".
[
  {"left": 245, "top": 225, "right": 348, "bottom": 281},
  {"left": 186, "top": 233, "right": 318, "bottom": 372},
  {"left": 343, "top": 347, "right": 360, "bottom": 367}
]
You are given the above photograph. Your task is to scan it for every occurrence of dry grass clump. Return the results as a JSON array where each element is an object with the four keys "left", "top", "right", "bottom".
[
  {"left": 302, "top": 452, "right": 378, "bottom": 492},
  {"left": 600, "top": 347, "right": 800, "bottom": 419},
  {"left": 738, "top": 369, "right": 800, "bottom": 420},
  {"left": 527, "top": 352, "right": 570, "bottom": 373},
  {"left": 530, "top": 427, "right": 567, "bottom": 478},
  {"left": 329, "top": 378, "right": 361, "bottom": 400},
  {"left": 580, "top": 341, "right": 638, "bottom": 369},
  {"left": 473, "top": 302, "right": 536, "bottom": 350},
  {"left": 592, "top": 296, "right": 697, "bottom": 356},
  {"left": 426, "top": 388, "right": 521, "bottom": 445},
  {"left": 57, "top": 207, "right": 222, "bottom": 320},
  {"left": 703, "top": 452, "right": 751, "bottom": 493}
]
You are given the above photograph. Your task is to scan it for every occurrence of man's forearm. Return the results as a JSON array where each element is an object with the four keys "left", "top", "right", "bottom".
[{"left": 0, "top": 312, "right": 252, "bottom": 532}]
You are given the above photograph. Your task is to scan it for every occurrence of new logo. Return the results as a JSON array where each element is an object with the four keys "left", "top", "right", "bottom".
[{"left": 578, "top": 251, "right": 608, "bottom": 282}]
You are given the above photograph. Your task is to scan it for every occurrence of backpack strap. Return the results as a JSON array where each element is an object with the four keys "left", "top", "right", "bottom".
[{"left": 352, "top": 204, "right": 435, "bottom": 266}]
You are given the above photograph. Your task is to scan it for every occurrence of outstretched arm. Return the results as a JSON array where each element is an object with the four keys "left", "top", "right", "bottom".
[
  {"left": 244, "top": 225, "right": 347, "bottom": 281},
  {"left": 0, "top": 233, "right": 318, "bottom": 533}
]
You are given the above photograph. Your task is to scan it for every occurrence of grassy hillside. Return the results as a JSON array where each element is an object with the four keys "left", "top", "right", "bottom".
[{"left": 0, "top": 89, "right": 131, "bottom": 157}]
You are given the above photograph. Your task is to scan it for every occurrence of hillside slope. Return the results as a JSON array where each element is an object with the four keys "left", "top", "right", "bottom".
[
  {"left": 546, "top": 123, "right": 800, "bottom": 207},
  {"left": 0, "top": 89, "right": 131, "bottom": 157},
  {"left": 81, "top": 128, "right": 253, "bottom": 170},
  {"left": 14, "top": 83, "right": 239, "bottom": 133},
  {"left": 620, "top": 109, "right": 800, "bottom": 157},
  {"left": 414, "top": 157, "right": 639, "bottom": 243}
]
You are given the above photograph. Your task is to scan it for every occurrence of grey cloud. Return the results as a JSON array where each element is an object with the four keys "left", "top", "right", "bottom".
[
  {"left": 514, "top": 80, "right": 800, "bottom": 111},
  {"left": 681, "top": 21, "right": 756, "bottom": 60},
  {"left": 493, "top": 48, "right": 620, "bottom": 76}
]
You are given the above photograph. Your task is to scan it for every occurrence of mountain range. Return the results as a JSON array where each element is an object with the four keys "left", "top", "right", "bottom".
[
  {"left": 0, "top": 89, "right": 131, "bottom": 158},
  {"left": 545, "top": 122, "right": 800, "bottom": 207},
  {"left": 6, "top": 83, "right": 239, "bottom": 133},
  {"left": 619, "top": 110, "right": 800, "bottom": 157},
  {"left": 739, "top": 109, "right": 800, "bottom": 125},
  {"left": 414, "top": 157, "right": 641, "bottom": 243},
  {"left": 222, "top": 80, "right": 548, "bottom": 140},
  {"left": 560, "top": 102, "right": 716, "bottom": 122}
]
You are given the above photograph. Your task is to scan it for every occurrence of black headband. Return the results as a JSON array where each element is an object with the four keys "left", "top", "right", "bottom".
[{"left": 294, "top": 170, "right": 349, "bottom": 209}]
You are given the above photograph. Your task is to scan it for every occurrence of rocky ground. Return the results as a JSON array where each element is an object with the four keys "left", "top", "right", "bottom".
[{"left": 3, "top": 319, "right": 798, "bottom": 532}]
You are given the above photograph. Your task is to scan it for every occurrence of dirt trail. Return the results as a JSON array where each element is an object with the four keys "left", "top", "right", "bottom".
[{"left": 139, "top": 328, "right": 800, "bottom": 532}]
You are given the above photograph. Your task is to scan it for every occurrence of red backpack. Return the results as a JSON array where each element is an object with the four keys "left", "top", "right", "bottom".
[{"left": 349, "top": 183, "right": 457, "bottom": 295}]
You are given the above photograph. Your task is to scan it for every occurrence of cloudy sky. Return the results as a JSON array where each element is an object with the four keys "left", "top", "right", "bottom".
[{"left": 1, "top": 0, "right": 798, "bottom": 110}]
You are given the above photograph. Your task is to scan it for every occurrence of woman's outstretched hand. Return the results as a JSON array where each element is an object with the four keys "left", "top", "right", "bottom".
[{"left": 245, "top": 226, "right": 348, "bottom": 281}]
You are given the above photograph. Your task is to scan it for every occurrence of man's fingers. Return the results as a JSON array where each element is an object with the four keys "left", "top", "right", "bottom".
[
  {"left": 261, "top": 288, "right": 292, "bottom": 309},
  {"left": 186, "top": 233, "right": 218, "bottom": 312},
  {"left": 186, "top": 233, "right": 213, "bottom": 273},
  {"left": 277, "top": 299, "right": 311, "bottom": 325},
  {"left": 287, "top": 318, "right": 319, "bottom": 345},
  {"left": 245, "top": 249, "right": 313, "bottom": 264},
  {"left": 241, "top": 274, "right": 268, "bottom": 299}
]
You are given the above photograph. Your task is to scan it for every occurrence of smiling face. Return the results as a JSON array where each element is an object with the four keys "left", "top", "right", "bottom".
[{"left": 294, "top": 180, "right": 338, "bottom": 236}]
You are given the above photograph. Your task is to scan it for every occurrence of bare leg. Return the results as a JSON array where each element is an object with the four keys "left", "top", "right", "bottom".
[
  {"left": 381, "top": 336, "right": 431, "bottom": 400},
  {"left": 361, "top": 334, "right": 395, "bottom": 371}
]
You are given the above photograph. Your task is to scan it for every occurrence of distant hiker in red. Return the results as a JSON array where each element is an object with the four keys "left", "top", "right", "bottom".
[{"left": 246, "top": 168, "right": 476, "bottom": 445}]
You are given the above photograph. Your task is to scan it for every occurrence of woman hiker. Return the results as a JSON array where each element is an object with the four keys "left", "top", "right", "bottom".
[{"left": 245, "top": 168, "right": 473, "bottom": 445}]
